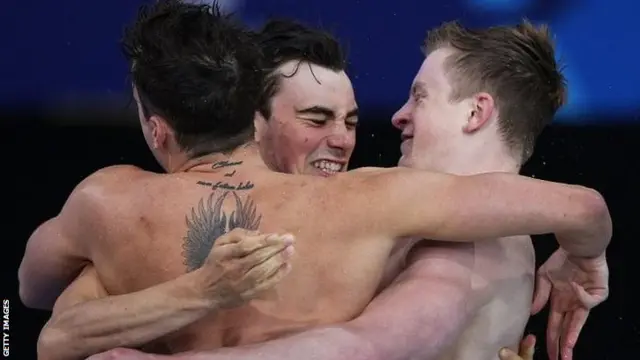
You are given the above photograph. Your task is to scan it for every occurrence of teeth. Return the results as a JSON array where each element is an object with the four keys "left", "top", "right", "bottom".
[{"left": 312, "top": 160, "right": 342, "bottom": 173}]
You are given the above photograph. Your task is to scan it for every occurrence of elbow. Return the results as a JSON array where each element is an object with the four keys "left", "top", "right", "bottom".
[
  {"left": 18, "top": 283, "right": 35, "bottom": 309},
  {"left": 567, "top": 186, "right": 612, "bottom": 255},
  {"left": 575, "top": 187, "right": 612, "bottom": 239},
  {"left": 18, "top": 270, "right": 50, "bottom": 310},
  {"left": 18, "top": 270, "right": 40, "bottom": 309}
]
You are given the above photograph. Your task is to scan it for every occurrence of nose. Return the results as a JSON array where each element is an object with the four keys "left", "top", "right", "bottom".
[
  {"left": 324, "top": 121, "right": 355, "bottom": 154},
  {"left": 391, "top": 103, "right": 411, "bottom": 130},
  {"left": 327, "top": 131, "right": 355, "bottom": 153}
]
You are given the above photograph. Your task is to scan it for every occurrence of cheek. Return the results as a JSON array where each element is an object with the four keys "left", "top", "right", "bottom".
[
  {"left": 346, "top": 132, "right": 357, "bottom": 152},
  {"left": 291, "top": 132, "right": 324, "bottom": 160},
  {"left": 412, "top": 115, "right": 458, "bottom": 159},
  {"left": 417, "top": 104, "right": 459, "bottom": 136},
  {"left": 412, "top": 113, "right": 438, "bottom": 147},
  {"left": 272, "top": 127, "right": 323, "bottom": 165}
]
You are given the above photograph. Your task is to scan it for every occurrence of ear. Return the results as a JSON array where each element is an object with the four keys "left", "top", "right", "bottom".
[
  {"left": 254, "top": 110, "right": 268, "bottom": 142},
  {"left": 148, "top": 115, "right": 168, "bottom": 149},
  {"left": 463, "top": 92, "right": 495, "bottom": 134}
]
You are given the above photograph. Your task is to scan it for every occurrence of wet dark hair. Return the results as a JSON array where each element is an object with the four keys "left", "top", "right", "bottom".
[
  {"left": 254, "top": 19, "right": 347, "bottom": 119},
  {"left": 121, "top": 0, "right": 264, "bottom": 156}
]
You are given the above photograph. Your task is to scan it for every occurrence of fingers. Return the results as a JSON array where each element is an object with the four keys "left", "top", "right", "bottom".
[
  {"left": 519, "top": 334, "right": 536, "bottom": 360},
  {"left": 242, "top": 243, "right": 295, "bottom": 278},
  {"left": 531, "top": 274, "right": 552, "bottom": 315},
  {"left": 85, "top": 354, "right": 104, "bottom": 360},
  {"left": 85, "top": 348, "right": 154, "bottom": 360},
  {"left": 235, "top": 241, "right": 294, "bottom": 298},
  {"left": 218, "top": 233, "right": 294, "bottom": 259},
  {"left": 215, "top": 228, "right": 260, "bottom": 246},
  {"left": 559, "top": 315, "right": 572, "bottom": 360},
  {"left": 499, "top": 335, "right": 536, "bottom": 360},
  {"left": 245, "top": 260, "right": 292, "bottom": 297},
  {"left": 499, "top": 348, "right": 524, "bottom": 360},
  {"left": 547, "top": 306, "right": 563, "bottom": 360},
  {"left": 561, "top": 308, "right": 589, "bottom": 360},
  {"left": 571, "top": 281, "right": 607, "bottom": 308}
]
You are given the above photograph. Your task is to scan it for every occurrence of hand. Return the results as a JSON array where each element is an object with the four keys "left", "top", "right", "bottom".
[
  {"left": 200, "top": 228, "right": 295, "bottom": 308},
  {"left": 85, "top": 348, "right": 158, "bottom": 360},
  {"left": 531, "top": 248, "right": 609, "bottom": 360},
  {"left": 499, "top": 334, "right": 536, "bottom": 360}
]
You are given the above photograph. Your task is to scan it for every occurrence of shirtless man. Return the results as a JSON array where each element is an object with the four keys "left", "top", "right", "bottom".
[
  {"left": 84, "top": 20, "right": 602, "bottom": 360},
  {"left": 20, "top": 2, "right": 611, "bottom": 360},
  {"left": 387, "top": 21, "right": 601, "bottom": 360}
]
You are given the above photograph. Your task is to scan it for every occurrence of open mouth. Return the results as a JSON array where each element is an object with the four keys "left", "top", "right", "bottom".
[
  {"left": 400, "top": 136, "right": 413, "bottom": 154},
  {"left": 400, "top": 134, "right": 413, "bottom": 148},
  {"left": 311, "top": 160, "right": 344, "bottom": 175},
  {"left": 401, "top": 134, "right": 413, "bottom": 142}
]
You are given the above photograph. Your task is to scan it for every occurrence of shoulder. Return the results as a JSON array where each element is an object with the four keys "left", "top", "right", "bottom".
[
  {"left": 64, "top": 165, "right": 156, "bottom": 219},
  {"left": 82, "top": 165, "right": 151, "bottom": 184},
  {"left": 350, "top": 166, "right": 386, "bottom": 173},
  {"left": 321, "top": 167, "right": 400, "bottom": 188},
  {"left": 348, "top": 166, "right": 403, "bottom": 176},
  {"left": 74, "top": 165, "right": 154, "bottom": 195},
  {"left": 313, "top": 166, "right": 420, "bottom": 208}
]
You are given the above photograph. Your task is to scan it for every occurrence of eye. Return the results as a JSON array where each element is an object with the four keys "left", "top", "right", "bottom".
[{"left": 308, "top": 119, "right": 326, "bottom": 126}]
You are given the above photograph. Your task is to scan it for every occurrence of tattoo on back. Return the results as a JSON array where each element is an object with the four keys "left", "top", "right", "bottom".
[{"left": 182, "top": 188, "right": 262, "bottom": 272}]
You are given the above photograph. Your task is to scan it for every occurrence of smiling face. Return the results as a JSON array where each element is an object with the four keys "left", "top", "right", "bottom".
[
  {"left": 391, "top": 48, "right": 477, "bottom": 172},
  {"left": 255, "top": 60, "right": 358, "bottom": 176}
]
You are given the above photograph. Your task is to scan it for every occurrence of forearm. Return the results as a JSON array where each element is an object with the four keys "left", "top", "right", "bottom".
[
  {"left": 467, "top": 176, "right": 612, "bottom": 258},
  {"left": 373, "top": 170, "right": 612, "bottom": 257},
  {"left": 351, "top": 242, "right": 477, "bottom": 360},
  {"left": 352, "top": 277, "right": 473, "bottom": 360},
  {"left": 168, "top": 283, "right": 470, "bottom": 360},
  {"left": 170, "top": 326, "right": 377, "bottom": 360},
  {"left": 39, "top": 269, "right": 215, "bottom": 360},
  {"left": 172, "top": 243, "right": 476, "bottom": 360}
]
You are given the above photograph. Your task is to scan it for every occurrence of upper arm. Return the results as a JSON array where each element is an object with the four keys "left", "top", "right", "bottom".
[
  {"left": 19, "top": 215, "right": 90, "bottom": 309},
  {"left": 19, "top": 165, "right": 137, "bottom": 309},
  {"left": 38, "top": 266, "right": 110, "bottom": 360},
  {"left": 50, "top": 265, "right": 108, "bottom": 315},
  {"left": 343, "top": 168, "right": 606, "bottom": 242},
  {"left": 355, "top": 241, "right": 476, "bottom": 321},
  {"left": 344, "top": 242, "right": 477, "bottom": 360}
]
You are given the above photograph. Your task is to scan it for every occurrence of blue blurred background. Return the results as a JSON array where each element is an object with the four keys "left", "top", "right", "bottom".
[{"left": 3, "top": 0, "right": 639, "bottom": 124}]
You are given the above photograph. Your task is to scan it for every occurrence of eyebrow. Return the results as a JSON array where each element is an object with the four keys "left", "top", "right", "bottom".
[{"left": 296, "top": 106, "right": 359, "bottom": 120}]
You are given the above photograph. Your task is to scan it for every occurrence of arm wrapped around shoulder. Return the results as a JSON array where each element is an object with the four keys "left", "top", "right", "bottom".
[{"left": 349, "top": 168, "right": 611, "bottom": 257}]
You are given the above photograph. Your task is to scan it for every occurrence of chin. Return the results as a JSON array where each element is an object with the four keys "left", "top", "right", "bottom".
[{"left": 397, "top": 156, "right": 411, "bottom": 168}]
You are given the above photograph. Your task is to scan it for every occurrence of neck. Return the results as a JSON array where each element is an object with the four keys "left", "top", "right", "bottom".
[
  {"left": 444, "top": 153, "right": 519, "bottom": 176},
  {"left": 440, "top": 140, "right": 520, "bottom": 176},
  {"left": 167, "top": 142, "right": 266, "bottom": 173}
]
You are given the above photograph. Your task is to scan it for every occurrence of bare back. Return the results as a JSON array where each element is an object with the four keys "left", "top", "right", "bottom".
[
  {"left": 438, "top": 236, "right": 535, "bottom": 360},
  {"left": 86, "top": 164, "right": 397, "bottom": 352}
]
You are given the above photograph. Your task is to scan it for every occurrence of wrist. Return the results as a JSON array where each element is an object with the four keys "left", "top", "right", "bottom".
[
  {"left": 556, "top": 232, "right": 609, "bottom": 259},
  {"left": 572, "top": 251, "right": 606, "bottom": 261},
  {"left": 183, "top": 269, "right": 221, "bottom": 311},
  {"left": 568, "top": 251, "right": 607, "bottom": 268}
]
